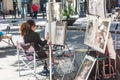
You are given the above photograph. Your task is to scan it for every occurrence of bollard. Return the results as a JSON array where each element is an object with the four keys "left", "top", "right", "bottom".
[
  {"left": 6, "top": 26, "right": 10, "bottom": 34},
  {"left": 43, "top": 11, "right": 45, "bottom": 19},
  {"left": 3, "top": 12, "right": 5, "bottom": 19}
]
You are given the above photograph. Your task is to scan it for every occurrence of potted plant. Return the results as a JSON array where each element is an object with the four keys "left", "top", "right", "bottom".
[{"left": 61, "top": 4, "right": 77, "bottom": 26}]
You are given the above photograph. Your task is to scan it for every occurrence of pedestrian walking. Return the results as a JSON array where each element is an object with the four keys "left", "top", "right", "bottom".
[{"left": 32, "top": 4, "right": 38, "bottom": 19}]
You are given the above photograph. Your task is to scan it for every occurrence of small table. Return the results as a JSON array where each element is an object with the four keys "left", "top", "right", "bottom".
[{"left": 0, "top": 35, "right": 15, "bottom": 48}]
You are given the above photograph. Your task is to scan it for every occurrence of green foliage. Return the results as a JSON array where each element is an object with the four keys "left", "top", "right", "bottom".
[{"left": 61, "top": 5, "right": 74, "bottom": 19}]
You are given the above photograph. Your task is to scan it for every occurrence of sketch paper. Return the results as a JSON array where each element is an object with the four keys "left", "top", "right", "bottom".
[
  {"left": 75, "top": 55, "right": 96, "bottom": 80},
  {"left": 107, "top": 33, "right": 116, "bottom": 59},
  {"left": 96, "top": 0, "right": 106, "bottom": 18},
  {"left": 89, "top": 0, "right": 97, "bottom": 15},
  {"left": 84, "top": 16, "right": 97, "bottom": 48},
  {"left": 56, "top": 58, "right": 74, "bottom": 74},
  {"left": 45, "top": 21, "right": 66, "bottom": 45},
  {"left": 93, "top": 18, "right": 111, "bottom": 53},
  {"left": 55, "top": 21, "right": 66, "bottom": 45},
  {"left": 45, "top": 21, "right": 56, "bottom": 44},
  {"left": 87, "top": 0, "right": 106, "bottom": 18}
]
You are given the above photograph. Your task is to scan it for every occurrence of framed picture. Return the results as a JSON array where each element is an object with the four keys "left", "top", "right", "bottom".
[
  {"left": 93, "top": 18, "right": 111, "bottom": 53},
  {"left": 74, "top": 55, "right": 96, "bottom": 80},
  {"left": 86, "top": 0, "right": 106, "bottom": 18},
  {"left": 84, "top": 16, "right": 97, "bottom": 48}
]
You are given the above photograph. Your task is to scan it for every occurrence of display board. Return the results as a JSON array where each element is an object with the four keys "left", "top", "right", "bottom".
[
  {"left": 75, "top": 55, "right": 96, "bottom": 80},
  {"left": 45, "top": 21, "right": 67, "bottom": 46},
  {"left": 84, "top": 16, "right": 111, "bottom": 53}
]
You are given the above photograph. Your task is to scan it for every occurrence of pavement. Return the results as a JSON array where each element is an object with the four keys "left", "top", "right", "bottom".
[{"left": 0, "top": 14, "right": 120, "bottom": 80}]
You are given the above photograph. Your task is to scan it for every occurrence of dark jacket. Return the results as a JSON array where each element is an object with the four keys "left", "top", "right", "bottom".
[{"left": 24, "top": 30, "right": 47, "bottom": 51}]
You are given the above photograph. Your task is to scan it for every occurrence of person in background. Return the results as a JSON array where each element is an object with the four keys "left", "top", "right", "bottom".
[
  {"left": 20, "top": 20, "right": 49, "bottom": 75},
  {"left": 0, "top": 31, "right": 4, "bottom": 36},
  {"left": 0, "top": 31, "right": 4, "bottom": 41},
  {"left": 32, "top": 4, "right": 38, "bottom": 19}
]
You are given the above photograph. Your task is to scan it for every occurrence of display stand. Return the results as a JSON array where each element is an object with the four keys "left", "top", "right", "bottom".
[
  {"left": 94, "top": 24, "right": 118, "bottom": 80},
  {"left": 102, "top": 47, "right": 116, "bottom": 79},
  {"left": 94, "top": 50, "right": 116, "bottom": 79}
]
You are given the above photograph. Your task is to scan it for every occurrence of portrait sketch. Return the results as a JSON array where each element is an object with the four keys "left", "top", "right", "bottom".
[
  {"left": 45, "top": 21, "right": 56, "bottom": 44},
  {"left": 55, "top": 21, "right": 67, "bottom": 45},
  {"left": 45, "top": 21, "right": 66, "bottom": 45},
  {"left": 107, "top": 32, "right": 116, "bottom": 59},
  {"left": 96, "top": 0, "right": 106, "bottom": 18},
  {"left": 87, "top": 0, "right": 106, "bottom": 18},
  {"left": 93, "top": 18, "right": 111, "bottom": 53},
  {"left": 84, "top": 16, "right": 97, "bottom": 48},
  {"left": 88, "top": 0, "right": 97, "bottom": 15},
  {"left": 75, "top": 55, "right": 96, "bottom": 80}
]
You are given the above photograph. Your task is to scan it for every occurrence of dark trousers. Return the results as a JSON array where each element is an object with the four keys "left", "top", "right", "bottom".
[{"left": 33, "top": 11, "right": 38, "bottom": 19}]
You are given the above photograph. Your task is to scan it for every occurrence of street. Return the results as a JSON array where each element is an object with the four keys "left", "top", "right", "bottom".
[{"left": 0, "top": 15, "right": 120, "bottom": 80}]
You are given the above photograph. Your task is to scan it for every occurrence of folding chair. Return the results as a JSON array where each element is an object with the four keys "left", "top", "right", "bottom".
[
  {"left": 17, "top": 42, "right": 49, "bottom": 79},
  {"left": 17, "top": 42, "right": 36, "bottom": 76}
]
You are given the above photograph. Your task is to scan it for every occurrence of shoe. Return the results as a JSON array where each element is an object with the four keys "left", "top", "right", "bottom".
[{"left": 40, "top": 69, "right": 49, "bottom": 76}]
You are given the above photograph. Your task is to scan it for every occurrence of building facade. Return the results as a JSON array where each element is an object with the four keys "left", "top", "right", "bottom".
[
  {"left": 0, "top": 0, "right": 119, "bottom": 15},
  {"left": 0, "top": 0, "right": 41, "bottom": 14}
]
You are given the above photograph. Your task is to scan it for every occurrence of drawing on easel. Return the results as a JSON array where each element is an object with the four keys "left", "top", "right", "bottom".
[
  {"left": 55, "top": 21, "right": 67, "bottom": 45},
  {"left": 96, "top": 0, "right": 106, "bottom": 18},
  {"left": 84, "top": 16, "right": 97, "bottom": 48},
  {"left": 45, "top": 21, "right": 67, "bottom": 46},
  {"left": 107, "top": 32, "right": 116, "bottom": 59},
  {"left": 93, "top": 18, "right": 111, "bottom": 53},
  {"left": 86, "top": 0, "right": 106, "bottom": 18},
  {"left": 75, "top": 55, "right": 96, "bottom": 80}
]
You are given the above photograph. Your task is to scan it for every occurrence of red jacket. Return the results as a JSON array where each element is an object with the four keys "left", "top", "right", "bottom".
[{"left": 32, "top": 4, "right": 38, "bottom": 12}]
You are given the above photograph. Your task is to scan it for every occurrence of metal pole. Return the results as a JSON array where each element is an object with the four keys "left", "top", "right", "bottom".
[{"left": 48, "top": 0, "right": 52, "bottom": 80}]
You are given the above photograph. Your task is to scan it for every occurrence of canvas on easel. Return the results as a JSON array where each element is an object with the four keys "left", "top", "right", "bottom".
[
  {"left": 74, "top": 55, "right": 96, "bottom": 80},
  {"left": 84, "top": 16, "right": 97, "bottom": 48},
  {"left": 93, "top": 18, "right": 111, "bottom": 53},
  {"left": 45, "top": 21, "right": 67, "bottom": 46},
  {"left": 55, "top": 21, "right": 67, "bottom": 45},
  {"left": 87, "top": 0, "right": 106, "bottom": 18},
  {"left": 107, "top": 32, "right": 116, "bottom": 59}
]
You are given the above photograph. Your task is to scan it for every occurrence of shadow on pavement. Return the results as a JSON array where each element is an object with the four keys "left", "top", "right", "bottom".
[{"left": 0, "top": 46, "right": 16, "bottom": 58}]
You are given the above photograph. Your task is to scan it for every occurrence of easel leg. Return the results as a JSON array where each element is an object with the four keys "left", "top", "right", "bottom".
[{"left": 95, "top": 52, "right": 100, "bottom": 80}]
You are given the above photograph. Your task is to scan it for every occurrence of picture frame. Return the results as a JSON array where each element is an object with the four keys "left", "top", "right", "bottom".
[
  {"left": 93, "top": 18, "right": 111, "bottom": 53},
  {"left": 84, "top": 16, "right": 97, "bottom": 48},
  {"left": 74, "top": 55, "right": 96, "bottom": 80}
]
